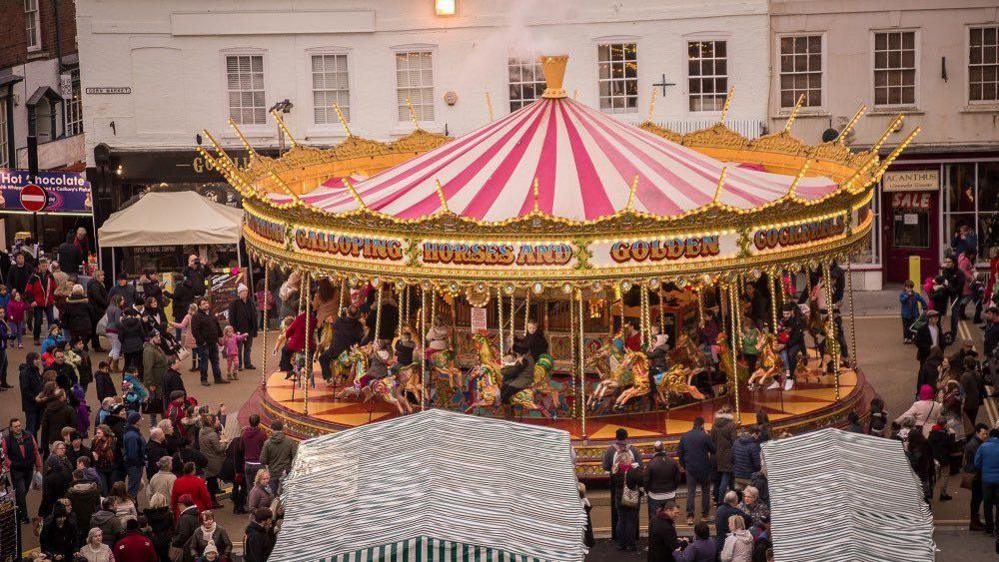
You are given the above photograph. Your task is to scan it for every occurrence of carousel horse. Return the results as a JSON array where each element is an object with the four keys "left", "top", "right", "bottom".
[
  {"left": 716, "top": 331, "right": 750, "bottom": 385},
  {"left": 612, "top": 351, "right": 652, "bottom": 410},
  {"left": 746, "top": 333, "right": 781, "bottom": 390},
  {"left": 468, "top": 333, "right": 551, "bottom": 418},
  {"left": 530, "top": 354, "right": 560, "bottom": 416},
  {"left": 336, "top": 345, "right": 410, "bottom": 415},
  {"left": 585, "top": 338, "right": 629, "bottom": 411},
  {"left": 654, "top": 364, "right": 707, "bottom": 406}
]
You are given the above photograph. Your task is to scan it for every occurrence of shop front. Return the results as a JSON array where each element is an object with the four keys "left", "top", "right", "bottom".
[{"left": 882, "top": 168, "right": 940, "bottom": 283}]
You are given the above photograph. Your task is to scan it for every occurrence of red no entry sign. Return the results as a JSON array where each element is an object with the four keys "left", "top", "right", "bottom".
[{"left": 20, "top": 183, "right": 47, "bottom": 213}]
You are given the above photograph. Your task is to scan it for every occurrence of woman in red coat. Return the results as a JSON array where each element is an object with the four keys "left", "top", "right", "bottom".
[{"left": 170, "top": 461, "right": 214, "bottom": 520}]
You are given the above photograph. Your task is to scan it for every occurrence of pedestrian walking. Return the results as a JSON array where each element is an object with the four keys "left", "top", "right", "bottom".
[
  {"left": 643, "top": 440, "right": 681, "bottom": 520},
  {"left": 227, "top": 283, "right": 258, "bottom": 370},
  {"left": 678, "top": 416, "right": 715, "bottom": 524},
  {"left": 192, "top": 298, "right": 226, "bottom": 386},
  {"left": 1, "top": 417, "right": 42, "bottom": 524},
  {"left": 600, "top": 428, "right": 642, "bottom": 541}
]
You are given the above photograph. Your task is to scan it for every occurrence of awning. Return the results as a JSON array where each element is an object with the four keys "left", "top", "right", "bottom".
[
  {"left": 26, "top": 86, "right": 62, "bottom": 107},
  {"left": 270, "top": 409, "right": 588, "bottom": 562},
  {"left": 97, "top": 190, "right": 243, "bottom": 247},
  {"left": 763, "top": 428, "right": 935, "bottom": 562}
]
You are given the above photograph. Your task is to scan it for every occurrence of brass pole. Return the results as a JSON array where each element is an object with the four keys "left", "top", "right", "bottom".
[
  {"left": 524, "top": 290, "right": 531, "bottom": 336},
  {"left": 569, "top": 287, "right": 577, "bottom": 418},
  {"left": 728, "top": 282, "right": 741, "bottom": 423},
  {"left": 822, "top": 262, "right": 841, "bottom": 399},
  {"left": 374, "top": 284, "right": 384, "bottom": 344},
  {"left": 338, "top": 278, "right": 346, "bottom": 312},
  {"left": 770, "top": 271, "right": 779, "bottom": 332},
  {"left": 658, "top": 286, "right": 666, "bottom": 335},
  {"left": 497, "top": 289, "right": 504, "bottom": 357},
  {"left": 260, "top": 266, "right": 269, "bottom": 389},
  {"left": 578, "top": 289, "right": 587, "bottom": 439},
  {"left": 509, "top": 291, "right": 515, "bottom": 343},
  {"left": 303, "top": 272, "right": 312, "bottom": 416},
  {"left": 846, "top": 255, "right": 858, "bottom": 369},
  {"left": 420, "top": 287, "right": 427, "bottom": 411}
]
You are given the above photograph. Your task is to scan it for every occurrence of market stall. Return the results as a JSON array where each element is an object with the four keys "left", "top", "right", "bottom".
[
  {"left": 763, "top": 428, "right": 935, "bottom": 562},
  {"left": 270, "top": 409, "right": 587, "bottom": 562}
]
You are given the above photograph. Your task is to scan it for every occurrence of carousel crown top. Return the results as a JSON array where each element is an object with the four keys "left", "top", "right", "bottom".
[{"left": 199, "top": 55, "right": 919, "bottom": 289}]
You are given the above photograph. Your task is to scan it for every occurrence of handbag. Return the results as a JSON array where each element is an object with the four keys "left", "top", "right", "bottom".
[
  {"left": 168, "top": 546, "right": 184, "bottom": 562},
  {"left": 620, "top": 484, "right": 640, "bottom": 508},
  {"left": 960, "top": 471, "right": 976, "bottom": 490}
]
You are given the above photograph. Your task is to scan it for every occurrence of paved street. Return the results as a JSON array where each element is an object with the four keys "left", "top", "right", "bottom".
[{"left": 1, "top": 290, "right": 994, "bottom": 560}]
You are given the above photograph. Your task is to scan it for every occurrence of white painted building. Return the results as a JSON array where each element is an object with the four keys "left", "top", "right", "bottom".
[{"left": 75, "top": 0, "right": 772, "bottom": 160}]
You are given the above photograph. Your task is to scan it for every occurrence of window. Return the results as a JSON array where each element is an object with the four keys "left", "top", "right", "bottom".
[
  {"left": 944, "top": 162, "right": 997, "bottom": 259},
  {"left": 873, "top": 31, "right": 916, "bottom": 106},
  {"left": 688, "top": 41, "right": 727, "bottom": 112},
  {"left": 969, "top": 26, "right": 998, "bottom": 103},
  {"left": 25, "top": 0, "right": 40, "bottom": 51},
  {"left": 0, "top": 99, "right": 8, "bottom": 167},
  {"left": 779, "top": 35, "right": 822, "bottom": 108},
  {"left": 597, "top": 43, "right": 638, "bottom": 113},
  {"left": 508, "top": 57, "right": 545, "bottom": 111},
  {"left": 65, "top": 70, "right": 83, "bottom": 137},
  {"left": 226, "top": 55, "right": 266, "bottom": 125},
  {"left": 312, "top": 54, "right": 350, "bottom": 124},
  {"left": 396, "top": 51, "right": 434, "bottom": 122}
]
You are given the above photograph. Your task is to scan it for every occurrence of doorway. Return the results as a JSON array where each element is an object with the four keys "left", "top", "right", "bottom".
[{"left": 883, "top": 190, "right": 939, "bottom": 283}]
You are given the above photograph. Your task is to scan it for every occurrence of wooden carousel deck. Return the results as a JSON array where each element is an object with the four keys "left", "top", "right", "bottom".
[{"left": 254, "top": 357, "right": 873, "bottom": 479}]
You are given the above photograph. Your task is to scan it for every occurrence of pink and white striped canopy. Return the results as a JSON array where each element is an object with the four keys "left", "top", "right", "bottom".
[{"left": 267, "top": 97, "right": 839, "bottom": 221}]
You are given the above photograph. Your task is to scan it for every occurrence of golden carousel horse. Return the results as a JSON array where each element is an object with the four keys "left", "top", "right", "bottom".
[
  {"left": 612, "top": 351, "right": 651, "bottom": 410},
  {"left": 585, "top": 339, "right": 629, "bottom": 411},
  {"left": 746, "top": 333, "right": 781, "bottom": 390},
  {"left": 716, "top": 332, "right": 750, "bottom": 385},
  {"left": 531, "top": 354, "right": 560, "bottom": 416}
]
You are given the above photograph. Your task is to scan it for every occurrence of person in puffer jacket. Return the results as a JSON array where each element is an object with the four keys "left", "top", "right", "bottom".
[{"left": 731, "top": 425, "right": 762, "bottom": 487}]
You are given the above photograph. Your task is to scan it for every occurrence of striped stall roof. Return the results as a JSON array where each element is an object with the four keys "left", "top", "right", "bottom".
[
  {"left": 264, "top": 96, "right": 838, "bottom": 222},
  {"left": 762, "top": 428, "right": 935, "bottom": 562},
  {"left": 269, "top": 409, "right": 587, "bottom": 562}
]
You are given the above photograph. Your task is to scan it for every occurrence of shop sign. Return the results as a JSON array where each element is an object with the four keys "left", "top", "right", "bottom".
[
  {"left": 294, "top": 228, "right": 405, "bottom": 262},
  {"left": 420, "top": 241, "right": 575, "bottom": 268},
  {"left": 752, "top": 216, "right": 846, "bottom": 252},
  {"left": 85, "top": 86, "right": 132, "bottom": 95},
  {"left": 891, "top": 192, "right": 931, "bottom": 209},
  {"left": 883, "top": 170, "right": 939, "bottom": 192},
  {"left": 0, "top": 169, "right": 92, "bottom": 214}
]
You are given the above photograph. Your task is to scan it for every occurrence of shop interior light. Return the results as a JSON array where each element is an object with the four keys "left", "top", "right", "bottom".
[{"left": 435, "top": 0, "right": 456, "bottom": 16}]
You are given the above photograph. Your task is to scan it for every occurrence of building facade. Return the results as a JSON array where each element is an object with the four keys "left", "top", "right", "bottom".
[
  {"left": 75, "top": 0, "right": 774, "bottom": 243},
  {"left": 0, "top": 0, "right": 89, "bottom": 249},
  {"left": 769, "top": 0, "right": 999, "bottom": 289}
]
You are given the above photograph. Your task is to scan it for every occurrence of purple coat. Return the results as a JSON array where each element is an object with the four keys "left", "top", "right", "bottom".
[{"left": 73, "top": 386, "right": 90, "bottom": 438}]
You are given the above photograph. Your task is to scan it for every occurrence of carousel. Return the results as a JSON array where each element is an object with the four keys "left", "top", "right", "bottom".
[{"left": 198, "top": 55, "right": 918, "bottom": 478}]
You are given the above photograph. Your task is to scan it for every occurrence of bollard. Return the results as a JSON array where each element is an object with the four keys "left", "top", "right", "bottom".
[{"left": 909, "top": 255, "right": 922, "bottom": 293}]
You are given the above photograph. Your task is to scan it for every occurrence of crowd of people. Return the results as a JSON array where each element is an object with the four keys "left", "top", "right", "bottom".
[{"left": 0, "top": 235, "right": 285, "bottom": 562}]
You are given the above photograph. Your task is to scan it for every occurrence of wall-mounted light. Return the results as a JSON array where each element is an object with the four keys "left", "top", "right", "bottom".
[{"left": 435, "top": 0, "right": 456, "bottom": 16}]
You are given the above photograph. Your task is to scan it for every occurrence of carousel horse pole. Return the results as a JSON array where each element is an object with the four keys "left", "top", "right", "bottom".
[
  {"left": 259, "top": 265, "right": 269, "bottom": 390},
  {"left": 303, "top": 272, "right": 312, "bottom": 416}
]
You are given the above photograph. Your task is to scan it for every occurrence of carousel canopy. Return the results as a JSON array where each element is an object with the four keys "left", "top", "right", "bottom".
[
  {"left": 763, "top": 428, "right": 934, "bottom": 562},
  {"left": 264, "top": 91, "right": 839, "bottom": 222},
  {"left": 269, "top": 409, "right": 587, "bottom": 562},
  {"left": 97, "top": 191, "right": 244, "bottom": 247}
]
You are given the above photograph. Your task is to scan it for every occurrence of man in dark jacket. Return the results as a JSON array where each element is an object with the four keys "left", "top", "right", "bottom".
[
  {"left": 2, "top": 417, "right": 42, "bottom": 523},
  {"left": 191, "top": 298, "right": 225, "bottom": 385},
  {"left": 244, "top": 508, "right": 277, "bottom": 562},
  {"left": 122, "top": 411, "right": 147, "bottom": 497},
  {"left": 715, "top": 490, "right": 752, "bottom": 555},
  {"left": 776, "top": 303, "right": 806, "bottom": 391},
  {"left": 108, "top": 272, "right": 137, "bottom": 308},
  {"left": 162, "top": 356, "right": 187, "bottom": 412},
  {"left": 166, "top": 277, "right": 196, "bottom": 327},
  {"left": 643, "top": 440, "right": 681, "bottom": 520},
  {"left": 732, "top": 425, "right": 763, "bottom": 488},
  {"left": 66, "top": 468, "right": 101, "bottom": 544},
  {"left": 87, "top": 270, "right": 109, "bottom": 351},
  {"left": 914, "top": 309, "right": 946, "bottom": 365},
  {"left": 319, "top": 306, "right": 365, "bottom": 382},
  {"left": 647, "top": 501, "right": 679, "bottom": 562},
  {"left": 173, "top": 495, "right": 201, "bottom": 562},
  {"left": 362, "top": 292, "right": 399, "bottom": 344},
  {"left": 57, "top": 231, "right": 84, "bottom": 275},
  {"left": 6, "top": 252, "right": 33, "bottom": 295},
  {"left": 146, "top": 427, "right": 171, "bottom": 480},
  {"left": 90, "top": 498, "right": 124, "bottom": 546},
  {"left": 710, "top": 407, "right": 737, "bottom": 504},
  {"left": 966, "top": 422, "right": 989, "bottom": 531},
  {"left": 677, "top": 416, "right": 715, "bottom": 524},
  {"left": 19, "top": 353, "right": 44, "bottom": 437},
  {"left": 227, "top": 283, "right": 258, "bottom": 370},
  {"left": 40, "top": 389, "right": 76, "bottom": 453},
  {"left": 182, "top": 254, "right": 211, "bottom": 298},
  {"left": 61, "top": 285, "right": 95, "bottom": 345}
]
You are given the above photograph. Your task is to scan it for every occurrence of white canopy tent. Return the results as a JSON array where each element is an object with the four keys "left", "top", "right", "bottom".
[
  {"left": 763, "top": 428, "right": 935, "bottom": 562},
  {"left": 270, "top": 409, "right": 588, "bottom": 562},
  {"left": 97, "top": 191, "right": 243, "bottom": 247}
]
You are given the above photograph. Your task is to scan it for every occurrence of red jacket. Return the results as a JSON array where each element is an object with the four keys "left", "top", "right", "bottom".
[
  {"left": 114, "top": 531, "right": 158, "bottom": 562},
  {"left": 170, "top": 474, "right": 214, "bottom": 520},
  {"left": 25, "top": 272, "right": 57, "bottom": 307},
  {"left": 283, "top": 312, "right": 316, "bottom": 353}
]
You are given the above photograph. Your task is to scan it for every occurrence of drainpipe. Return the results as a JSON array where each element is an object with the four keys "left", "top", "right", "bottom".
[{"left": 52, "top": 0, "right": 63, "bottom": 68}]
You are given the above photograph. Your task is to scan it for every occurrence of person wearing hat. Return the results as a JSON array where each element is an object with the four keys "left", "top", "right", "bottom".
[
  {"left": 61, "top": 283, "right": 95, "bottom": 346},
  {"left": 914, "top": 309, "right": 946, "bottom": 366},
  {"left": 122, "top": 411, "right": 147, "bottom": 498},
  {"left": 198, "top": 540, "right": 222, "bottom": 562},
  {"left": 647, "top": 499, "right": 679, "bottom": 562},
  {"left": 108, "top": 272, "right": 138, "bottom": 309},
  {"left": 172, "top": 462, "right": 213, "bottom": 519},
  {"left": 227, "top": 283, "right": 258, "bottom": 371},
  {"left": 114, "top": 518, "right": 157, "bottom": 562},
  {"left": 643, "top": 440, "right": 681, "bottom": 521},
  {"left": 40, "top": 501, "right": 78, "bottom": 560},
  {"left": 184, "top": 511, "right": 232, "bottom": 561},
  {"left": 172, "top": 494, "right": 201, "bottom": 560},
  {"left": 243, "top": 508, "right": 276, "bottom": 562}
]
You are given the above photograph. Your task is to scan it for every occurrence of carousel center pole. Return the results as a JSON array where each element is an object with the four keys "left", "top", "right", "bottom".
[
  {"left": 303, "top": 272, "right": 312, "bottom": 416},
  {"left": 578, "top": 288, "right": 587, "bottom": 440},
  {"left": 822, "top": 262, "right": 841, "bottom": 399},
  {"left": 260, "top": 265, "right": 269, "bottom": 390}
]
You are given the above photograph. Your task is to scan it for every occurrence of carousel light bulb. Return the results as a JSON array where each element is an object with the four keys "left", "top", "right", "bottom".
[
  {"left": 562, "top": 283, "right": 572, "bottom": 294},
  {"left": 434, "top": 0, "right": 456, "bottom": 16},
  {"left": 531, "top": 283, "right": 542, "bottom": 295}
]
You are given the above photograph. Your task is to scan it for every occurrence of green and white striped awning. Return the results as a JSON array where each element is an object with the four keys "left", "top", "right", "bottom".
[
  {"left": 269, "top": 410, "right": 587, "bottom": 562},
  {"left": 762, "top": 428, "right": 935, "bottom": 562}
]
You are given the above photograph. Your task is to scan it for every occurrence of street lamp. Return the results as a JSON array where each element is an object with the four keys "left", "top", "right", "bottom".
[
  {"left": 435, "top": 0, "right": 456, "bottom": 16},
  {"left": 270, "top": 99, "right": 294, "bottom": 156}
]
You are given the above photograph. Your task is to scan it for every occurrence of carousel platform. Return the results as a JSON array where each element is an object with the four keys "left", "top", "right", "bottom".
[{"left": 254, "top": 360, "right": 874, "bottom": 479}]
